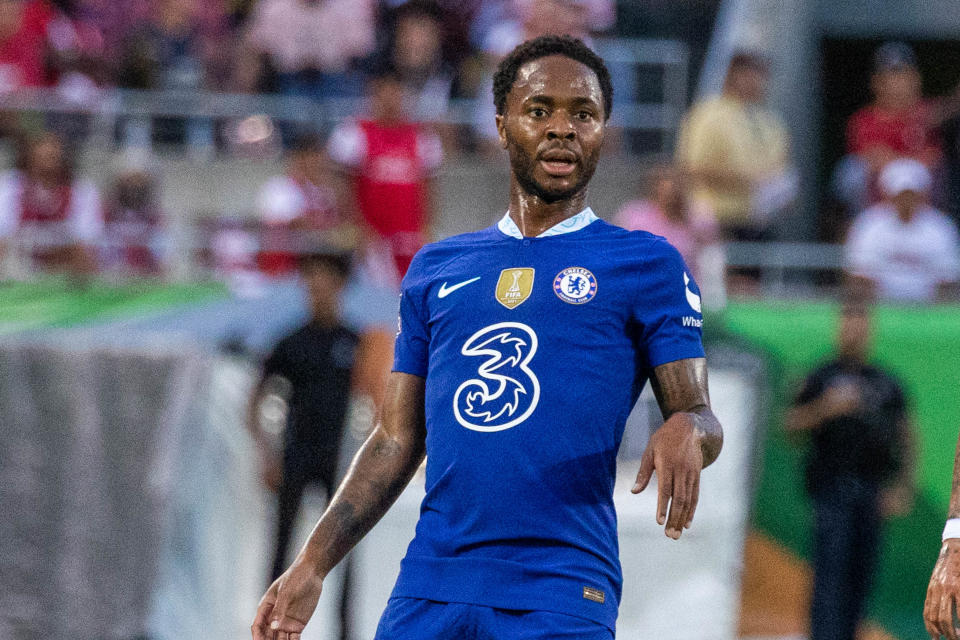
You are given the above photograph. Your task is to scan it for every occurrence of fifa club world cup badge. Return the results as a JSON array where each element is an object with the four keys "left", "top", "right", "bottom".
[
  {"left": 496, "top": 267, "right": 535, "bottom": 309},
  {"left": 553, "top": 267, "right": 597, "bottom": 304}
]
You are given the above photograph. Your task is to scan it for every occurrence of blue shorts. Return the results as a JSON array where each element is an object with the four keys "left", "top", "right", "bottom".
[{"left": 373, "top": 597, "right": 615, "bottom": 640}]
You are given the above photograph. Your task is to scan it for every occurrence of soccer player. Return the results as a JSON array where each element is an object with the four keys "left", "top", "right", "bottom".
[
  {"left": 251, "top": 35, "right": 723, "bottom": 640},
  {"left": 924, "top": 436, "right": 960, "bottom": 640}
]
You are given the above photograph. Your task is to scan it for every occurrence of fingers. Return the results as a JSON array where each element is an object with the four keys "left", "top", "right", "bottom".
[
  {"left": 685, "top": 474, "right": 700, "bottom": 529},
  {"left": 665, "top": 471, "right": 697, "bottom": 539},
  {"left": 656, "top": 469, "right": 672, "bottom": 527},
  {"left": 252, "top": 598, "right": 275, "bottom": 640},
  {"left": 939, "top": 591, "right": 957, "bottom": 640},
  {"left": 925, "top": 587, "right": 941, "bottom": 639},
  {"left": 632, "top": 451, "right": 654, "bottom": 494}
]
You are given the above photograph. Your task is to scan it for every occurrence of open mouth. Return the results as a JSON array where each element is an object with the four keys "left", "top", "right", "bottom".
[{"left": 539, "top": 151, "right": 578, "bottom": 177}]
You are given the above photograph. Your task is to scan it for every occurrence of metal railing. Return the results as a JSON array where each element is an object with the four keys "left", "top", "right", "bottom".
[
  {"left": 2, "top": 225, "right": 851, "bottom": 298},
  {"left": 0, "top": 37, "right": 690, "bottom": 156}
]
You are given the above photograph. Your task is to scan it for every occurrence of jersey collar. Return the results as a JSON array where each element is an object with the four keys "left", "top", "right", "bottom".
[{"left": 496, "top": 207, "right": 599, "bottom": 239}]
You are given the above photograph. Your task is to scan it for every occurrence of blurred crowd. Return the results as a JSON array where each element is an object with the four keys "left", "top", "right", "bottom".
[
  {"left": 0, "top": 0, "right": 957, "bottom": 308},
  {"left": 0, "top": 0, "right": 613, "bottom": 111}
]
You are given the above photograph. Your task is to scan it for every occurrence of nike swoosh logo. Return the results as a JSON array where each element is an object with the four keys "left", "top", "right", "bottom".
[{"left": 438, "top": 277, "right": 481, "bottom": 298}]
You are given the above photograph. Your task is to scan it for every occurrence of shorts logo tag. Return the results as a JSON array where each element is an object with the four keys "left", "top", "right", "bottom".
[{"left": 582, "top": 586, "right": 605, "bottom": 603}]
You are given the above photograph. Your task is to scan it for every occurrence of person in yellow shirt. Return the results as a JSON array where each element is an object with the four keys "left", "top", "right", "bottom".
[{"left": 676, "top": 50, "right": 796, "bottom": 244}]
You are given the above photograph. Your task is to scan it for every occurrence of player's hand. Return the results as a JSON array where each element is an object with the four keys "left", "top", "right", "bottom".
[
  {"left": 925, "top": 539, "right": 960, "bottom": 640},
  {"left": 251, "top": 557, "right": 323, "bottom": 640},
  {"left": 632, "top": 413, "right": 704, "bottom": 540}
]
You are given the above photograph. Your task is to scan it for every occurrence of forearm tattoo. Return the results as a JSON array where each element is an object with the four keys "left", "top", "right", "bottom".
[
  {"left": 306, "top": 427, "right": 424, "bottom": 576},
  {"left": 949, "top": 436, "right": 960, "bottom": 519},
  {"left": 650, "top": 358, "right": 724, "bottom": 467}
]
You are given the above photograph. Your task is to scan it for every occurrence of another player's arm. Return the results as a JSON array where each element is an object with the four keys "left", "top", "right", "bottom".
[
  {"left": 924, "top": 433, "right": 960, "bottom": 640},
  {"left": 632, "top": 357, "right": 723, "bottom": 540},
  {"left": 252, "top": 372, "right": 427, "bottom": 640}
]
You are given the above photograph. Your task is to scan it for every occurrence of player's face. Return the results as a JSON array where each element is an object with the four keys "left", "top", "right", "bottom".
[{"left": 497, "top": 55, "right": 605, "bottom": 203}]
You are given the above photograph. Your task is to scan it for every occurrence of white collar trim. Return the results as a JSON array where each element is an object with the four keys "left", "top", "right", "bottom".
[{"left": 496, "top": 207, "right": 599, "bottom": 239}]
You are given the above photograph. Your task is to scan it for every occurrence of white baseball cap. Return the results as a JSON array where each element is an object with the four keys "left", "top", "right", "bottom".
[{"left": 879, "top": 158, "right": 932, "bottom": 196}]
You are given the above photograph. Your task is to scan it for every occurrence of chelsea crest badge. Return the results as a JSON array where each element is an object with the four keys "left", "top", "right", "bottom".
[{"left": 553, "top": 267, "right": 597, "bottom": 304}]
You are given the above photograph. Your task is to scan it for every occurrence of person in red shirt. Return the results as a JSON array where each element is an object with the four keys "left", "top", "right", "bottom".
[
  {"left": 0, "top": 0, "right": 49, "bottom": 91},
  {"left": 256, "top": 132, "right": 353, "bottom": 277},
  {"left": 830, "top": 42, "right": 941, "bottom": 231},
  {"left": 0, "top": 131, "right": 102, "bottom": 275},
  {"left": 847, "top": 43, "right": 940, "bottom": 173},
  {"left": 327, "top": 65, "right": 442, "bottom": 286}
]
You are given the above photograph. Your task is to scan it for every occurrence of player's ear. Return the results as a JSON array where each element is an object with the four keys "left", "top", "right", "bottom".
[{"left": 495, "top": 114, "right": 508, "bottom": 149}]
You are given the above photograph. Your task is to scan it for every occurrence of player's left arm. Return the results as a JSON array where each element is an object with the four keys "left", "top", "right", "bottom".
[
  {"left": 632, "top": 357, "right": 723, "bottom": 540},
  {"left": 924, "top": 432, "right": 960, "bottom": 640}
]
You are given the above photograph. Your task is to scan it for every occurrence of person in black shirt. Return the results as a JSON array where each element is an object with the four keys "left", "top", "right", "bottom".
[
  {"left": 247, "top": 247, "right": 386, "bottom": 637},
  {"left": 786, "top": 302, "right": 914, "bottom": 640}
]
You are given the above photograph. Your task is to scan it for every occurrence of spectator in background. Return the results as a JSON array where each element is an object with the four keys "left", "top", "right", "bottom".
[
  {"left": 256, "top": 132, "right": 353, "bottom": 277},
  {"left": 247, "top": 247, "right": 386, "bottom": 640},
  {"left": 676, "top": 50, "right": 795, "bottom": 241},
  {"left": 117, "top": 0, "right": 231, "bottom": 152},
  {"left": 472, "top": 0, "right": 614, "bottom": 147},
  {"left": 478, "top": 0, "right": 614, "bottom": 55},
  {"left": 786, "top": 302, "right": 914, "bottom": 640},
  {"left": 829, "top": 42, "right": 943, "bottom": 237},
  {"left": 676, "top": 50, "right": 795, "bottom": 294},
  {"left": 327, "top": 65, "right": 442, "bottom": 286},
  {"left": 101, "top": 149, "right": 167, "bottom": 276},
  {"left": 239, "top": 0, "right": 375, "bottom": 99},
  {"left": 844, "top": 158, "right": 960, "bottom": 304},
  {"left": 388, "top": 1, "right": 454, "bottom": 122},
  {"left": 0, "top": 131, "right": 101, "bottom": 276},
  {"left": 614, "top": 164, "right": 718, "bottom": 279},
  {"left": 0, "top": 0, "right": 47, "bottom": 92}
]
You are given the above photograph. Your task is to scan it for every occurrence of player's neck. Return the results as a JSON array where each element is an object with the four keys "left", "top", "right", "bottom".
[{"left": 507, "top": 182, "right": 589, "bottom": 238}]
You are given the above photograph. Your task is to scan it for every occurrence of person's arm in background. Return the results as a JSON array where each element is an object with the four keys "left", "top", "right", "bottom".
[
  {"left": 246, "top": 344, "right": 289, "bottom": 492},
  {"left": 934, "top": 220, "right": 960, "bottom": 303},
  {"left": 632, "top": 357, "right": 723, "bottom": 540},
  {"left": 0, "top": 171, "right": 21, "bottom": 278},
  {"left": 351, "top": 329, "right": 395, "bottom": 411},
  {"left": 785, "top": 384, "right": 860, "bottom": 434},
  {"left": 251, "top": 372, "right": 427, "bottom": 640},
  {"left": 924, "top": 433, "right": 960, "bottom": 640},
  {"left": 880, "top": 414, "right": 916, "bottom": 518},
  {"left": 842, "top": 213, "right": 882, "bottom": 304},
  {"left": 327, "top": 121, "right": 383, "bottom": 249},
  {"left": 418, "top": 127, "right": 444, "bottom": 240},
  {"left": 64, "top": 179, "right": 103, "bottom": 279}
]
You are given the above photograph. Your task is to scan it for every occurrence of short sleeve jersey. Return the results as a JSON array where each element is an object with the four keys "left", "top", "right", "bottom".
[
  {"left": 794, "top": 360, "right": 907, "bottom": 492},
  {"left": 391, "top": 208, "right": 705, "bottom": 631},
  {"left": 263, "top": 323, "right": 359, "bottom": 467}
]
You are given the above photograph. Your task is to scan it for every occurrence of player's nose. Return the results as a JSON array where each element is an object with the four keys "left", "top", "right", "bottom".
[{"left": 545, "top": 113, "right": 576, "bottom": 140}]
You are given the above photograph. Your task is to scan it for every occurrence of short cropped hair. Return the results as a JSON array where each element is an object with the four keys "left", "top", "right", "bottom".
[{"left": 492, "top": 35, "right": 613, "bottom": 121}]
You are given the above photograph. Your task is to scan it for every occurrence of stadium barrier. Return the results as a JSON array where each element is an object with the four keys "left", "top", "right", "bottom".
[
  {"left": 0, "top": 280, "right": 764, "bottom": 640},
  {"left": 722, "top": 301, "right": 960, "bottom": 640}
]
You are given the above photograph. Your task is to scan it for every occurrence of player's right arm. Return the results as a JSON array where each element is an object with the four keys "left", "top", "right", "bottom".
[
  {"left": 924, "top": 433, "right": 960, "bottom": 640},
  {"left": 251, "top": 371, "right": 427, "bottom": 640}
]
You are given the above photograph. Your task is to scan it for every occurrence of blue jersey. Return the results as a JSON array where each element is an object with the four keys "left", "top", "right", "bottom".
[{"left": 391, "top": 208, "right": 705, "bottom": 631}]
